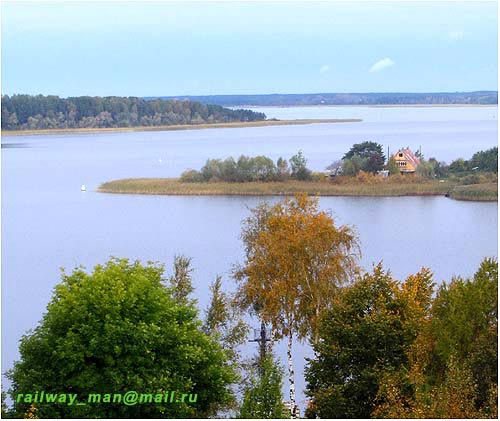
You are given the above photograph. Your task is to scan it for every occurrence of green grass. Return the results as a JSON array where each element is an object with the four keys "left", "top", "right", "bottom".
[
  {"left": 448, "top": 183, "right": 498, "bottom": 201},
  {"left": 1, "top": 118, "right": 362, "bottom": 137},
  {"left": 98, "top": 177, "right": 462, "bottom": 198}
]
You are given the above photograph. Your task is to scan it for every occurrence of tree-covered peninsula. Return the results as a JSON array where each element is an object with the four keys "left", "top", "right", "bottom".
[{"left": 1, "top": 94, "right": 266, "bottom": 131}]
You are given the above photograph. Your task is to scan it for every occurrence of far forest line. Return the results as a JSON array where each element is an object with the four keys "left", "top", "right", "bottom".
[{"left": 1, "top": 94, "right": 267, "bottom": 131}]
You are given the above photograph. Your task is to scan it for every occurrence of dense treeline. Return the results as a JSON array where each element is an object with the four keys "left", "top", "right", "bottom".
[
  {"left": 157, "top": 91, "right": 498, "bottom": 106},
  {"left": 413, "top": 147, "right": 498, "bottom": 182},
  {"left": 1, "top": 95, "right": 266, "bottom": 130},
  {"left": 448, "top": 147, "right": 498, "bottom": 173},
  {"left": 180, "top": 151, "right": 312, "bottom": 182}
]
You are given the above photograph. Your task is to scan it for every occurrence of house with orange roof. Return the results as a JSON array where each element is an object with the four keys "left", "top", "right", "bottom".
[{"left": 393, "top": 148, "right": 420, "bottom": 174}]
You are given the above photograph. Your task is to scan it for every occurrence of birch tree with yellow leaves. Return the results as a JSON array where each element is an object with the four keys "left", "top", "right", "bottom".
[{"left": 234, "top": 194, "right": 360, "bottom": 417}]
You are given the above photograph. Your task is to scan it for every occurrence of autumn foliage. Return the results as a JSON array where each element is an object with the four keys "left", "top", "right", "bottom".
[
  {"left": 306, "top": 258, "right": 498, "bottom": 419},
  {"left": 235, "top": 193, "right": 360, "bottom": 341},
  {"left": 234, "top": 193, "right": 360, "bottom": 416}
]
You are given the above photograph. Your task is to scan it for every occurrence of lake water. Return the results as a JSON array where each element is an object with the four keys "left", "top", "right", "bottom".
[{"left": 2, "top": 106, "right": 498, "bottom": 412}]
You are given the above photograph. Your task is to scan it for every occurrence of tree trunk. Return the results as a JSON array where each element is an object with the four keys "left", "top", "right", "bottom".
[
  {"left": 287, "top": 331, "right": 297, "bottom": 418},
  {"left": 258, "top": 320, "right": 267, "bottom": 376}
]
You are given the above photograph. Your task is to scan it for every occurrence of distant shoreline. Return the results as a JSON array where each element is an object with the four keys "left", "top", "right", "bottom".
[
  {"left": 234, "top": 104, "right": 498, "bottom": 109},
  {"left": 1, "top": 118, "right": 361, "bottom": 137},
  {"left": 97, "top": 178, "right": 498, "bottom": 202},
  {"left": 157, "top": 91, "right": 498, "bottom": 107}
]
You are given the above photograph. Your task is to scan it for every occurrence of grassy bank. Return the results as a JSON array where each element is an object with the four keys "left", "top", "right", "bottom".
[
  {"left": 97, "top": 177, "right": 471, "bottom": 198},
  {"left": 1, "top": 118, "right": 361, "bottom": 137},
  {"left": 448, "top": 183, "right": 498, "bottom": 201},
  {"left": 98, "top": 177, "right": 498, "bottom": 201}
]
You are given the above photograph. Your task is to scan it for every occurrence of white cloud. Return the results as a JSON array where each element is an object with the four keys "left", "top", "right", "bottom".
[
  {"left": 319, "top": 64, "right": 331, "bottom": 74},
  {"left": 447, "top": 30, "right": 464, "bottom": 41},
  {"left": 369, "top": 57, "right": 395, "bottom": 73}
]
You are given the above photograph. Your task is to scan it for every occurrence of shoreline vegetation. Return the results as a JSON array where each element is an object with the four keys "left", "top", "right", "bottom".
[
  {"left": 1, "top": 118, "right": 361, "bottom": 137},
  {"left": 1, "top": 94, "right": 267, "bottom": 131},
  {"left": 448, "top": 182, "right": 498, "bottom": 201},
  {"left": 97, "top": 178, "right": 498, "bottom": 202},
  {"left": 98, "top": 147, "right": 498, "bottom": 202}
]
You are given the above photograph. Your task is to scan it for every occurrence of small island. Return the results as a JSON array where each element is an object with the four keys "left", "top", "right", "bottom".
[{"left": 99, "top": 146, "right": 498, "bottom": 202}]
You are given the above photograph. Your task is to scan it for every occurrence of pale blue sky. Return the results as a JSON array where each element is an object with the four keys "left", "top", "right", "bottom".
[{"left": 1, "top": 1, "right": 498, "bottom": 97}]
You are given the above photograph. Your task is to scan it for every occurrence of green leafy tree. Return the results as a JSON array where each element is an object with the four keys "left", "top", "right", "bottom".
[
  {"left": 449, "top": 158, "right": 468, "bottom": 173},
  {"left": 204, "top": 276, "right": 248, "bottom": 385},
  {"left": 374, "top": 258, "right": 498, "bottom": 419},
  {"left": 276, "top": 157, "right": 291, "bottom": 181},
  {"left": 236, "top": 155, "right": 254, "bottom": 182},
  {"left": 469, "top": 147, "right": 498, "bottom": 173},
  {"left": 201, "top": 158, "right": 223, "bottom": 181},
  {"left": 343, "top": 141, "right": 386, "bottom": 173},
  {"left": 220, "top": 157, "right": 238, "bottom": 182},
  {"left": 290, "top": 151, "right": 312, "bottom": 180},
  {"left": 428, "top": 158, "right": 449, "bottom": 177},
  {"left": 387, "top": 156, "right": 400, "bottom": 175},
  {"left": 250, "top": 156, "right": 277, "bottom": 181},
  {"left": 305, "top": 264, "right": 434, "bottom": 419},
  {"left": 7, "top": 258, "right": 235, "bottom": 418},
  {"left": 416, "top": 159, "right": 436, "bottom": 178},
  {"left": 168, "top": 255, "right": 195, "bottom": 302},
  {"left": 342, "top": 155, "right": 367, "bottom": 176},
  {"left": 180, "top": 169, "right": 204, "bottom": 183},
  {"left": 430, "top": 258, "right": 498, "bottom": 409},
  {"left": 194, "top": 155, "right": 278, "bottom": 182},
  {"left": 238, "top": 354, "right": 288, "bottom": 419}
]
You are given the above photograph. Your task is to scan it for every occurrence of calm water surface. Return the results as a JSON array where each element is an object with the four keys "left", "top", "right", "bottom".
[{"left": 2, "top": 106, "right": 497, "bottom": 411}]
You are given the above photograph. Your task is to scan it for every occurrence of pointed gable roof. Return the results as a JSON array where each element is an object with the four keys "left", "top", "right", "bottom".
[{"left": 395, "top": 148, "right": 420, "bottom": 168}]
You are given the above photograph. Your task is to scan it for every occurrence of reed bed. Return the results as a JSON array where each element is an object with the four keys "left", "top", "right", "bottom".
[
  {"left": 99, "top": 177, "right": 462, "bottom": 198},
  {"left": 449, "top": 183, "right": 498, "bottom": 201}
]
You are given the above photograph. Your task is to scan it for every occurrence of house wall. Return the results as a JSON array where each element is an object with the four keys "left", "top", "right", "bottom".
[{"left": 393, "top": 152, "right": 418, "bottom": 173}]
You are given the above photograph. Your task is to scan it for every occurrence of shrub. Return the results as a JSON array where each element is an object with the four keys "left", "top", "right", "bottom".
[
  {"left": 180, "top": 169, "right": 204, "bottom": 183},
  {"left": 290, "top": 151, "right": 312, "bottom": 180}
]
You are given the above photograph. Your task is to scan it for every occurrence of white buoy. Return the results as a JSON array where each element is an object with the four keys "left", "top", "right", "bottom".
[{"left": 81, "top": 184, "right": 86, "bottom": 192}]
